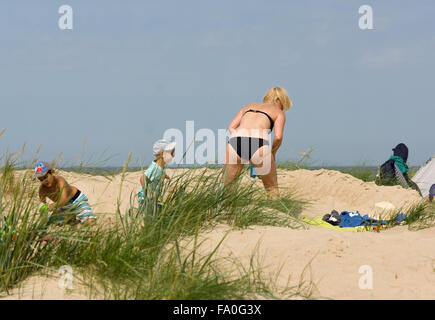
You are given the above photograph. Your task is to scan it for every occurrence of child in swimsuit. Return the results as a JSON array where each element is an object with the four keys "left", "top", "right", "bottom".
[
  {"left": 35, "top": 161, "right": 96, "bottom": 225},
  {"left": 137, "top": 139, "right": 176, "bottom": 204}
]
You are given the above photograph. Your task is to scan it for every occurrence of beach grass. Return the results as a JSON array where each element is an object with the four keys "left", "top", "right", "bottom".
[
  {"left": 405, "top": 201, "right": 435, "bottom": 231},
  {"left": 0, "top": 153, "right": 308, "bottom": 299},
  {"left": 338, "top": 167, "right": 377, "bottom": 182},
  {"left": 2, "top": 148, "right": 431, "bottom": 299}
]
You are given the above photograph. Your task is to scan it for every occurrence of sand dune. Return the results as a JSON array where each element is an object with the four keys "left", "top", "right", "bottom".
[
  {"left": 277, "top": 168, "right": 422, "bottom": 219},
  {"left": 4, "top": 168, "right": 434, "bottom": 300},
  {"left": 198, "top": 224, "right": 435, "bottom": 299}
]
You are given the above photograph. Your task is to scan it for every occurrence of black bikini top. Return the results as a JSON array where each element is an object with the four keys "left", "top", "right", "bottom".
[{"left": 244, "top": 109, "right": 274, "bottom": 130}]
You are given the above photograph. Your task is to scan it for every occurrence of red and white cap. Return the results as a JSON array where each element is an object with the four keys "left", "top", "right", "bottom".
[{"left": 34, "top": 161, "right": 52, "bottom": 178}]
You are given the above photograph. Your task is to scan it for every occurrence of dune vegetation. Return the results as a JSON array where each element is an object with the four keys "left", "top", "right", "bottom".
[{"left": 0, "top": 152, "right": 312, "bottom": 299}]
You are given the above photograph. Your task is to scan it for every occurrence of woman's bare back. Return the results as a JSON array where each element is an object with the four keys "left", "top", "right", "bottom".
[{"left": 233, "top": 102, "right": 283, "bottom": 138}]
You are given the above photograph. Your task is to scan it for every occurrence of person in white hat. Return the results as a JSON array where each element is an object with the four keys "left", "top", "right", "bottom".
[{"left": 138, "top": 139, "right": 176, "bottom": 203}]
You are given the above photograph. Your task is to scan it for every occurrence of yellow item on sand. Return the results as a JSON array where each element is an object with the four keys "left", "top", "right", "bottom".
[{"left": 299, "top": 217, "right": 366, "bottom": 232}]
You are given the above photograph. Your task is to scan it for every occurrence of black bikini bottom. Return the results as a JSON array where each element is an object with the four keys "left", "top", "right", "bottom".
[{"left": 228, "top": 137, "right": 269, "bottom": 161}]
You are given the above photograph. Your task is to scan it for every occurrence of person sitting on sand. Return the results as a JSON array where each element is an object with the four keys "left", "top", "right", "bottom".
[
  {"left": 377, "top": 143, "right": 422, "bottom": 195},
  {"left": 137, "top": 139, "right": 176, "bottom": 204},
  {"left": 223, "top": 86, "right": 292, "bottom": 199},
  {"left": 35, "top": 161, "right": 96, "bottom": 225}
]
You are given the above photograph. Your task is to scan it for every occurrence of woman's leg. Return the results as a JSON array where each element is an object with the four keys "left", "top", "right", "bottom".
[
  {"left": 250, "top": 145, "right": 279, "bottom": 199},
  {"left": 223, "top": 143, "right": 244, "bottom": 186}
]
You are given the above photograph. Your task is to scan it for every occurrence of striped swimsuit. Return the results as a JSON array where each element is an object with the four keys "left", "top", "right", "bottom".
[{"left": 57, "top": 190, "right": 96, "bottom": 223}]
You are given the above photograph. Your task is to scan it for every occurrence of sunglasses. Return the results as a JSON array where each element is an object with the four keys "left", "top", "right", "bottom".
[
  {"left": 37, "top": 170, "right": 52, "bottom": 182},
  {"left": 38, "top": 175, "right": 48, "bottom": 182}
]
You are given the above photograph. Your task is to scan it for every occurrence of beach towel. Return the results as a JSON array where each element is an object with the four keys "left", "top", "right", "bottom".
[
  {"left": 338, "top": 211, "right": 407, "bottom": 228},
  {"left": 390, "top": 155, "right": 409, "bottom": 173},
  {"left": 300, "top": 217, "right": 362, "bottom": 232}
]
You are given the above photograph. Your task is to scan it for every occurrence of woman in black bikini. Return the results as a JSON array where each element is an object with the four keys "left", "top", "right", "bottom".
[{"left": 223, "top": 87, "right": 292, "bottom": 199}]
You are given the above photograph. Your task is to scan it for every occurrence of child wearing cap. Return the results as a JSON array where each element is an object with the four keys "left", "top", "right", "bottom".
[
  {"left": 137, "top": 139, "right": 176, "bottom": 204},
  {"left": 35, "top": 161, "right": 97, "bottom": 225}
]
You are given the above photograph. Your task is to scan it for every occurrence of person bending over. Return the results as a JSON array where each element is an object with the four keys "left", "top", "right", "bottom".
[{"left": 223, "top": 87, "right": 292, "bottom": 199}]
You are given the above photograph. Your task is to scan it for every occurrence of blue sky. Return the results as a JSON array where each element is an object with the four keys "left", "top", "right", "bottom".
[{"left": 1, "top": 0, "right": 434, "bottom": 167}]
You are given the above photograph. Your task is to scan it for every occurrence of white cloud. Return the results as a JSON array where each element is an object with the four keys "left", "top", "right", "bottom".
[
  {"left": 199, "top": 33, "right": 222, "bottom": 48},
  {"left": 315, "top": 23, "right": 331, "bottom": 46},
  {"left": 361, "top": 47, "right": 406, "bottom": 66}
]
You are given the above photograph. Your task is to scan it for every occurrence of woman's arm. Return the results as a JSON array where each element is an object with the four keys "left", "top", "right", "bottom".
[{"left": 271, "top": 112, "right": 286, "bottom": 156}]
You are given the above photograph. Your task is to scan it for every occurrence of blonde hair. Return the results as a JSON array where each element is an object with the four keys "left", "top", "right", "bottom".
[{"left": 263, "top": 87, "right": 292, "bottom": 111}]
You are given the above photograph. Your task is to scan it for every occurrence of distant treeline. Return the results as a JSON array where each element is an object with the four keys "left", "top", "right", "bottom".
[{"left": 14, "top": 164, "right": 420, "bottom": 181}]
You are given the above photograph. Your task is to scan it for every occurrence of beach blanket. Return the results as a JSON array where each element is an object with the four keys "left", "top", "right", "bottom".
[
  {"left": 301, "top": 212, "right": 407, "bottom": 232},
  {"left": 300, "top": 217, "right": 363, "bottom": 232},
  {"left": 338, "top": 211, "right": 407, "bottom": 228}
]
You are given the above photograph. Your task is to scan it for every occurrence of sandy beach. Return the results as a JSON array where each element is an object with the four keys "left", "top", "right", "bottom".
[
  {"left": 3, "top": 0, "right": 435, "bottom": 304},
  {"left": 2, "top": 168, "right": 434, "bottom": 300}
]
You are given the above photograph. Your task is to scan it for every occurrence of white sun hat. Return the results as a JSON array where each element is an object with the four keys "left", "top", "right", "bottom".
[
  {"left": 153, "top": 139, "right": 176, "bottom": 156},
  {"left": 372, "top": 201, "right": 397, "bottom": 220}
]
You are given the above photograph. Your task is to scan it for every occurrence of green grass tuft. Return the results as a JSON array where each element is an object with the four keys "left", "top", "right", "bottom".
[{"left": 1, "top": 153, "right": 309, "bottom": 299}]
